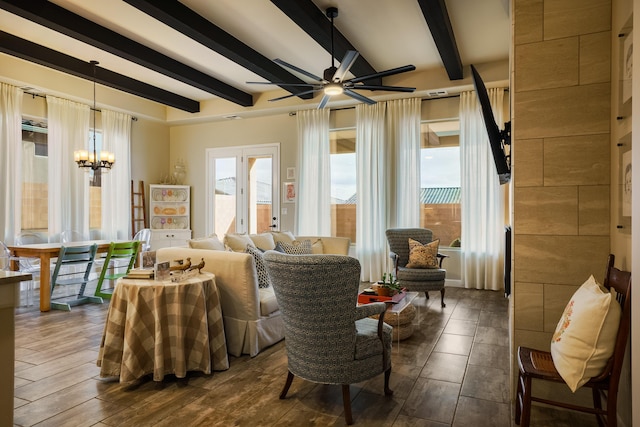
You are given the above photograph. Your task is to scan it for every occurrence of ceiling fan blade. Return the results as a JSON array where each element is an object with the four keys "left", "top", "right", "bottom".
[
  {"left": 344, "top": 89, "right": 376, "bottom": 105},
  {"left": 269, "top": 88, "right": 319, "bottom": 102},
  {"left": 353, "top": 85, "right": 416, "bottom": 92},
  {"left": 274, "top": 58, "right": 323, "bottom": 82},
  {"left": 349, "top": 65, "right": 416, "bottom": 83},
  {"left": 332, "top": 50, "right": 359, "bottom": 82},
  {"left": 246, "top": 81, "right": 319, "bottom": 87},
  {"left": 317, "top": 94, "right": 331, "bottom": 109}
]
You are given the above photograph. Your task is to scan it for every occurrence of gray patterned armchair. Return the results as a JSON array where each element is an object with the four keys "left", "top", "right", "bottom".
[
  {"left": 386, "top": 228, "right": 447, "bottom": 307},
  {"left": 263, "top": 251, "right": 393, "bottom": 425}
]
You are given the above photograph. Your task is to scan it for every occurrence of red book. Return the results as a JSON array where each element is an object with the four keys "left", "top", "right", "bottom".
[{"left": 358, "top": 289, "right": 406, "bottom": 305}]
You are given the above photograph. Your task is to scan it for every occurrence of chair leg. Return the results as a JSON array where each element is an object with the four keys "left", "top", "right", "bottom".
[
  {"left": 279, "top": 370, "right": 294, "bottom": 399},
  {"left": 440, "top": 287, "right": 446, "bottom": 307},
  {"left": 342, "top": 384, "right": 353, "bottom": 425},
  {"left": 515, "top": 371, "right": 523, "bottom": 424},
  {"left": 384, "top": 367, "right": 393, "bottom": 396},
  {"left": 424, "top": 291, "right": 429, "bottom": 299},
  {"left": 519, "top": 375, "right": 532, "bottom": 427}
]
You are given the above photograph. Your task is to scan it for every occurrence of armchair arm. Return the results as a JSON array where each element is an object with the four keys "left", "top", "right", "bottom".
[
  {"left": 389, "top": 251, "right": 399, "bottom": 275},
  {"left": 355, "top": 301, "right": 387, "bottom": 320},
  {"left": 437, "top": 253, "right": 448, "bottom": 268}
]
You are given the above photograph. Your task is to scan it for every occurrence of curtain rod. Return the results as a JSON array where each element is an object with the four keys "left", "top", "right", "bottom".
[
  {"left": 288, "top": 87, "right": 509, "bottom": 115},
  {"left": 23, "top": 91, "right": 138, "bottom": 121}
]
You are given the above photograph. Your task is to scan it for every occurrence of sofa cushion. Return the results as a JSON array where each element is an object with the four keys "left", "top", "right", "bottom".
[
  {"left": 270, "top": 231, "right": 296, "bottom": 244},
  {"left": 249, "top": 233, "right": 276, "bottom": 251},
  {"left": 275, "top": 240, "right": 312, "bottom": 254},
  {"left": 550, "top": 275, "right": 621, "bottom": 392},
  {"left": 224, "top": 233, "right": 255, "bottom": 252},
  {"left": 406, "top": 238, "right": 439, "bottom": 269},
  {"left": 246, "top": 245, "right": 270, "bottom": 289},
  {"left": 188, "top": 234, "right": 225, "bottom": 251},
  {"left": 259, "top": 287, "right": 280, "bottom": 316}
]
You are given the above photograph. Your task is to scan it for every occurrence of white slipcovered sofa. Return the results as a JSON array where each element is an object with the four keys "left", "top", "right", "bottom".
[{"left": 156, "top": 232, "right": 350, "bottom": 357}]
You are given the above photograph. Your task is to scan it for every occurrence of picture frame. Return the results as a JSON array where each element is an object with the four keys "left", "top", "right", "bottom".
[
  {"left": 618, "top": 17, "right": 633, "bottom": 118},
  {"left": 617, "top": 133, "right": 632, "bottom": 234},
  {"left": 141, "top": 250, "right": 156, "bottom": 269},
  {"left": 283, "top": 182, "right": 296, "bottom": 203},
  {"left": 286, "top": 167, "right": 296, "bottom": 180}
]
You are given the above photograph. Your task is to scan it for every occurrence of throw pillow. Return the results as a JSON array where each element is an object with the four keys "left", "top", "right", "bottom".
[
  {"left": 246, "top": 245, "right": 270, "bottom": 288},
  {"left": 249, "top": 232, "right": 276, "bottom": 251},
  {"left": 270, "top": 230, "right": 296, "bottom": 244},
  {"left": 311, "top": 239, "right": 324, "bottom": 254},
  {"left": 274, "top": 239, "right": 312, "bottom": 255},
  {"left": 188, "top": 234, "right": 225, "bottom": 250},
  {"left": 550, "top": 275, "right": 622, "bottom": 392},
  {"left": 224, "top": 233, "right": 255, "bottom": 252},
  {"left": 405, "top": 238, "right": 439, "bottom": 269}
]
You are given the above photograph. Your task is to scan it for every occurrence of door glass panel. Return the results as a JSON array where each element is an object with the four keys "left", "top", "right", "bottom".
[
  {"left": 247, "top": 155, "right": 273, "bottom": 234},
  {"left": 214, "top": 157, "right": 237, "bottom": 235}
]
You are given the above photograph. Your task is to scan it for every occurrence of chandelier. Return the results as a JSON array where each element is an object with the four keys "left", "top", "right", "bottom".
[{"left": 74, "top": 60, "right": 114, "bottom": 170}]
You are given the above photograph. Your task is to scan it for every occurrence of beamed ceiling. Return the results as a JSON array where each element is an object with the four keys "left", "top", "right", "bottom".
[{"left": 0, "top": 0, "right": 510, "bottom": 121}]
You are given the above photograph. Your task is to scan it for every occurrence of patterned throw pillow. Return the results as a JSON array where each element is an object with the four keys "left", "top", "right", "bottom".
[
  {"left": 246, "top": 245, "right": 270, "bottom": 288},
  {"left": 405, "top": 238, "right": 439, "bottom": 269},
  {"left": 274, "top": 239, "right": 312, "bottom": 255},
  {"left": 550, "top": 275, "right": 621, "bottom": 392}
]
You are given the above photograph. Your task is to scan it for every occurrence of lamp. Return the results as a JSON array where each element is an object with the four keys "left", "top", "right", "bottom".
[
  {"left": 323, "top": 83, "right": 344, "bottom": 96},
  {"left": 74, "top": 60, "right": 114, "bottom": 171}
]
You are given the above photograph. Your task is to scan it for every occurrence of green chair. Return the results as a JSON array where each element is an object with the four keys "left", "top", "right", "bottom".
[
  {"left": 50, "top": 244, "right": 100, "bottom": 311},
  {"left": 94, "top": 241, "right": 140, "bottom": 299}
]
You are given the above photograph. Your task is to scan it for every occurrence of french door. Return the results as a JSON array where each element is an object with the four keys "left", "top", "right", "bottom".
[{"left": 205, "top": 144, "right": 280, "bottom": 236}]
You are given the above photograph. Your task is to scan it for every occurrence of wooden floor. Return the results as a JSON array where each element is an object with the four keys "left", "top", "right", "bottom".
[{"left": 13, "top": 286, "right": 597, "bottom": 427}]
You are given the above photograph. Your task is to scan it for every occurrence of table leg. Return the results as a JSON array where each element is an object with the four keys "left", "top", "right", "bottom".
[{"left": 39, "top": 254, "right": 52, "bottom": 312}]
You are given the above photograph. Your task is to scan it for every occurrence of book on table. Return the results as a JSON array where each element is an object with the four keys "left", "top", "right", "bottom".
[
  {"left": 126, "top": 269, "right": 154, "bottom": 279},
  {"left": 358, "top": 289, "right": 406, "bottom": 305}
]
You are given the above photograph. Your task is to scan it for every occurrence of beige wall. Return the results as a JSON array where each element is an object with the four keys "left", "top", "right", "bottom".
[{"left": 513, "top": 0, "right": 633, "bottom": 424}]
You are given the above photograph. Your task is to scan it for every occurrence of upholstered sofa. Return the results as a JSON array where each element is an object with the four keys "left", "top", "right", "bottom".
[{"left": 156, "top": 232, "right": 350, "bottom": 358}]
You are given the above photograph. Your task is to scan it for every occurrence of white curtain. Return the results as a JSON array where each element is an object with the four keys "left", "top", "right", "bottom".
[
  {"left": 356, "top": 102, "right": 387, "bottom": 281},
  {"left": 386, "top": 98, "right": 421, "bottom": 227},
  {"left": 459, "top": 89, "right": 505, "bottom": 290},
  {"left": 46, "top": 95, "right": 90, "bottom": 242},
  {"left": 0, "top": 83, "right": 23, "bottom": 244},
  {"left": 101, "top": 109, "right": 132, "bottom": 240},
  {"left": 295, "top": 108, "right": 331, "bottom": 236}
]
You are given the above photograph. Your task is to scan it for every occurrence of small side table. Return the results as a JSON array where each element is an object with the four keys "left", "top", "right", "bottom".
[
  {"left": 363, "top": 291, "right": 419, "bottom": 342},
  {"left": 97, "top": 272, "right": 229, "bottom": 383}
]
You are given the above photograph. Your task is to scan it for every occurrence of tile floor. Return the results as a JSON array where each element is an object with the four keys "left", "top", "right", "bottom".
[{"left": 13, "top": 285, "right": 598, "bottom": 426}]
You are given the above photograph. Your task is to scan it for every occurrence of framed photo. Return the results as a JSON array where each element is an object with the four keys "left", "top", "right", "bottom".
[
  {"left": 155, "top": 261, "right": 170, "bottom": 281},
  {"left": 283, "top": 182, "right": 296, "bottom": 203},
  {"left": 141, "top": 250, "right": 156, "bottom": 269},
  {"left": 618, "top": 17, "right": 633, "bottom": 117},
  {"left": 286, "top": 167, "right": 296, "bottom": 180},
  {"left": 617, "top": 133, "right": 632, "bottom": 233}
]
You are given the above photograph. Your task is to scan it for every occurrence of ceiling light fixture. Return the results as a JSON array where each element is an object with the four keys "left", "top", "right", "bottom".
[
  {"left": 323, "top": 83, "right": 344, "bottom": 96},
  {"left": 74, "top": 60, "right": 114, "bottom": 171}
]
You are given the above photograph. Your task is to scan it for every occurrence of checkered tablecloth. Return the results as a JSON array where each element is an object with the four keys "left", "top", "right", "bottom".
[{"left": 97, "top": 272, "right": 229, "bottom": 383}]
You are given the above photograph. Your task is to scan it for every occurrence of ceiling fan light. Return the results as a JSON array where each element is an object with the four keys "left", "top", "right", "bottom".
[{"left": 324, "top": 83, "right": 343, "bottom": 96}]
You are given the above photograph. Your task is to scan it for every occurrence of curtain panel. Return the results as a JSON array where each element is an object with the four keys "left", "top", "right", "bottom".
[
  {"left": 356, "top": 102, "right": 388, "bottom": 282},
  {"left": 295, "top": 108, "right": 331, "bottom": 236},
  {"left": 0, "top": 83, "right": 23, "bottom": 244},
  {"left": 101, "top": 109, "right": 132, "bottom": 240},
  {"left": 46, "top": 95, "right": 90, "bottom": 242},
  {"left": 459, "top": 89, "right": 505, "bottom": 290}
]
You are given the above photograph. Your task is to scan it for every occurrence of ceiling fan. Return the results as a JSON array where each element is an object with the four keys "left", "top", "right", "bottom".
[{"left": 247, "top": 7, "right": 417, "bottom": 109}]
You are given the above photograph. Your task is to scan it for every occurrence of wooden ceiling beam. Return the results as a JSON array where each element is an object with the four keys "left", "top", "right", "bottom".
[
  {"left": 270, "top": 0, "right": 382, "bottom": 86},
  {"left": 123, "top": 0, "right": 313, "bottom": 100},
  {"left": 0, "top": 31, "right": 200, "bottom": 113},
  {"left": 0, "top": 0, "right": 250, "bottom": 107},
  {"left": 417, "top": 0, "right": 463, "bottom": 80}
]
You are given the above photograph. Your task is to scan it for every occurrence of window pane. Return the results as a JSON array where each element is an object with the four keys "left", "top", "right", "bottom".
[
  {"left": 330, "top": 129, "right": 356, "bottom": 242},
  {"left": 214, "top": 157, "right": 237, "bottom": 235},
  {"left": 420, "top": 121, "right": 461, "bottom": 247}
]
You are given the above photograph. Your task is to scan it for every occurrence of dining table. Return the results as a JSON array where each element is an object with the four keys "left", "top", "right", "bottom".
[{"left": 7, "top": 240, "right": 114, "bottom": 312}]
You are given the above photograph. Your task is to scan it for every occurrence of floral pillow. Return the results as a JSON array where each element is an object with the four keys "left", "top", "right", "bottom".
[
  {"left": 246, "top": 245, "right": 270, "bottom": 288},
  {"left": 405, "top": 238, "right": 439, "bottom": 269},
  {"left": 274, "top": 240, "right": 312, "bottom": 255},
  {"left": 550, "top": 275, "right": 621, "bottom": 392}
]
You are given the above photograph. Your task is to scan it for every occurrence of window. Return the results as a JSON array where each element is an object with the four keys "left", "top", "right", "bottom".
[
  {"left": 330, "top": 129, "right": 356, "bottom": 242},
  {"left": 420, "top": 120, "right": 461, "bottom": 247},
  {"left": 20, "top": 118, "right": 103, "bottom": 234}
]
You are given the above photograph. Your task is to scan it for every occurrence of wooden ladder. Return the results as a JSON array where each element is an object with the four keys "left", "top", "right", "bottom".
[{"left": 131, "top": 180, "right": 148, "bottom": 237}]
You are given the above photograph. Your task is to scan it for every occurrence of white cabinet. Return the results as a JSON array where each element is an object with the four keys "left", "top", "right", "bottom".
[{"left": 149, "top": 185, "right": 191, "bottom": 250}]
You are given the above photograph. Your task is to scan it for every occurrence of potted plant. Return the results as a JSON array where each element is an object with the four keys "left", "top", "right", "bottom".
[{"left": 375, "top": 273, "right": 402, "bottom": 296}]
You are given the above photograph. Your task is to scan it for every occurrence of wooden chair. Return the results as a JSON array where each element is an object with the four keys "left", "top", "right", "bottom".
[
  {"left": 515, "top": 254, "right": 631, "bottom": 427},
  {"left": 50, "top": 244, "right": 101, "bottom": 311},
  {"left": 94, "top": 241, "right": 140, "bottom": 299}
]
